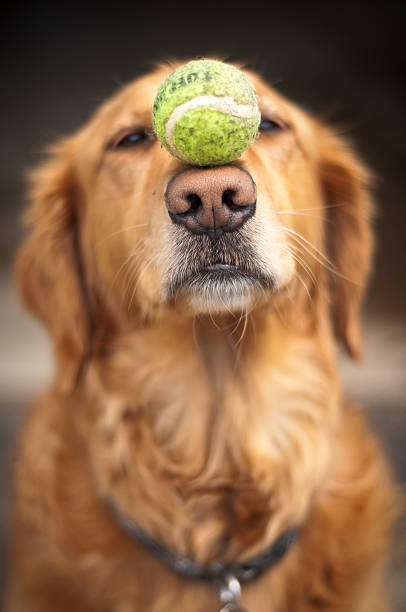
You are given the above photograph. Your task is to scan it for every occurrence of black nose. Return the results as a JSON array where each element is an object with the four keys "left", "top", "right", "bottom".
[{"left": 165, "top": 165, "right": 257, "bottom": 238}]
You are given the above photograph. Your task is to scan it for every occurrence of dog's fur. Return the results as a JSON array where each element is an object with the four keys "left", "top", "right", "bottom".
[{"left": 5, "top": 61, "right": 395, "bottom": 611}]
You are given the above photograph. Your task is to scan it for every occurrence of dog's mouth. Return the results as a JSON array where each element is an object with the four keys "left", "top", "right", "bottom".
[
  {"left": 204, "top": 264, "right": 239, "bottom": 273},
  {"left": 188, "top": 262, "right": 272, "bottom": 287},
  {"left": 166, "top": 232, "right": 275, "bottom": 308}
]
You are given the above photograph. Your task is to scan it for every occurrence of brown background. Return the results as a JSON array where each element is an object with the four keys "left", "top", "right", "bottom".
[{"left": 1, "top": 0, "right": 405, "bottom": 607}]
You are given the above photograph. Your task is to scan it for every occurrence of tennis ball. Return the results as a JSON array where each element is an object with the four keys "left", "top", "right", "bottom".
[{"left": 152, "top": 59, "right": 260, "bottom": 166}]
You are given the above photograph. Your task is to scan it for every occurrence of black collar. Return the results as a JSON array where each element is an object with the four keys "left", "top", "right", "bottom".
[{"left": 106, "top": 498, "right": 298, "bottom": 584}]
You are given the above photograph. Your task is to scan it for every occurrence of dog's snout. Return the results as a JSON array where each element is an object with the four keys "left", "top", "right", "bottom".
[{"left": 165, "top": 166, "right": 256, "bottom": 237}]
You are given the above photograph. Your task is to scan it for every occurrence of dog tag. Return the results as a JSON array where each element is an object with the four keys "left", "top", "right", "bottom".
[
  {"left": 218, "top": 574, "right": 248, "bottom": 612},
  {"left": 219, "top": 603, "right": 248, "bottom": 612}
]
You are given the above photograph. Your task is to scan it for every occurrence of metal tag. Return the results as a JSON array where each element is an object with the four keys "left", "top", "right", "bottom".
[
  {"left": 218, "top": 574, "right": 248, "bottom": 612},
  {"left": 219, "top": 603, "right": 249, "bottom": 612}
]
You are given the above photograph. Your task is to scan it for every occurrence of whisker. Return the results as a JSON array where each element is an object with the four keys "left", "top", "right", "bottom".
[
  {"left": 294, "top": 270, "right": 312, "bottom": 302},
  {"left": 128, "top": 252, "right": 162, "bottom": 310},
  {"left": 109, "top": 243, "right": 146, "bottom": 293},
  {"left": 97, "top": 223, "right": 148, "bottom": 245},
  {"left": 122, "top": 253, "right": 145, "bottom": 305},
  {"left": 277, "top": 225, "right": 361, "bottom": 285},
  {"left": 279, "top": 204, "right": 345, "bottom": 212},
  {"left": 273, "top": 300, "right": 286, "bottom": 327},
  {"left": 208, "top": 310, "right": 222, "bottom": 331},
  {"left": 249, "top": 305, "right": 258, "bottom": 345},
  {"left": 192, "top": 315, "right": 199, "bottom": 352},
  {"left": 230, "top": 305, "right": 247, "bottom": 336},
  {"left": 216, "top": 284, "right": 238, "bottom": 318},
  {"left": 285, "top": 246, "right": 318, "bottom": 286},
  {"left": 235, "top": 303, "right": 251, "bottom": 348},
  {"left": 234, "top": 306, "right": 247, "bottom": 348},
  {"left": 277, "top": 210, "right": 328, "bottom": 221},
  {"left": 276, "top": 225, "right": 336, "bottom": 268}
]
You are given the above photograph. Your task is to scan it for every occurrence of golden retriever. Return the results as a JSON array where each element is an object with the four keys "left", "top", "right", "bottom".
[{"left": 4, "top": 60, "right": 395, "bottom": 611}]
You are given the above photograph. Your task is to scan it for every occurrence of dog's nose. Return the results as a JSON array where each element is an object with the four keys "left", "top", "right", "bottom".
[{"left": 165, "top": 166, "right": 256, "bottom": 237}]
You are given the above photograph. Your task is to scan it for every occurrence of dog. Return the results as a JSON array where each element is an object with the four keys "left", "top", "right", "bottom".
[{"left": 4, "top": 60, "right": 395, "bottom": 611}]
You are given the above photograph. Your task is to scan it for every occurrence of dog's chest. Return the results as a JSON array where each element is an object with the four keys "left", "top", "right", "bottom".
[
  {"left": 85, "top": 329, "right": 335, "bottom": 565},
  {"left": 89, "top": 395, "right": 275, "bottom": 562}
]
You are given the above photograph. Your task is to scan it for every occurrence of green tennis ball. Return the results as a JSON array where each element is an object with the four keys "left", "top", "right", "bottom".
[{"left": 152, "top": 59, "right": 260, "bottom": 166}]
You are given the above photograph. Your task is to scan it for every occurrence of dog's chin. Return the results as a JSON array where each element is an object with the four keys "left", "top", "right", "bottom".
[{"left": 169, "top": 265, "right": 273, "bottom": 314}]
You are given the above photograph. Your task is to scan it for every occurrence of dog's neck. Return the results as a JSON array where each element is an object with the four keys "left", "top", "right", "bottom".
[{"left": 79, "top": 306, "right": 340, "bottom": 563}]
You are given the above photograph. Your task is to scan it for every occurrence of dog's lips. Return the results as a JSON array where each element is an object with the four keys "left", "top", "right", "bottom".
[
  {"left": 203, "top": 264, "right": 240, "bottom": 273},
  {"left": 194, "top": 262, "right": 255, "bottom": 283},
  {"left": 166, "top": 231, "right": 276, "bottom": 300},
  {"left": 167, "top": 261, "right": 275, "bottom": 301}
]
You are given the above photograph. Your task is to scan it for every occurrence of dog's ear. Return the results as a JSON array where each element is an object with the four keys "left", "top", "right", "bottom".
[
  {"left": 15, "top": 139, "right": 91, "bottom": 393},
  {"left": 317, "top": 126, "right": 374, "bottom": 360}
]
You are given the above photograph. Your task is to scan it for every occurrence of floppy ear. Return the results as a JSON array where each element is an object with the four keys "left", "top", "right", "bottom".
[
  {"left": 15, "top": 139, "right": 91, "bottom": 393},
  {"left": 317, "top": 127, "right": 374, "bottom": 360}
]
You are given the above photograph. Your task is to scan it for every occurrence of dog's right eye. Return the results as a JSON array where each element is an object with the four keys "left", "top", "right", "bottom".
[
  {"left": 113, "top": 130, "right": 149, "bottom": 149},
  {"left": 108, "top": 128, "right": 154, "bottom": 151}
]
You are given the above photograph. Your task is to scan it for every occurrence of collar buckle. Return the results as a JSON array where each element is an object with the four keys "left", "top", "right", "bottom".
[{"left": 219, "top": 574, "right": 248, "bottom": 612}]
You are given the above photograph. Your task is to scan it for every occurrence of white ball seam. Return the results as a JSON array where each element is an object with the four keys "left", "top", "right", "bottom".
[{"left": 165, "top": 95, "right": 259, "bottom": 162}]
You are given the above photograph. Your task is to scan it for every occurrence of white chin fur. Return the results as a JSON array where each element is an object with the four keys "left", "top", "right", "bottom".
[{"left": 184, "top": 277, "right": 258, "bottom": 314}]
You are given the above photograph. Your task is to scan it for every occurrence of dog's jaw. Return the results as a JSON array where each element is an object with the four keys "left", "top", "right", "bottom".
[
  {"left": 160, "top": 218, "right": 293, "bottom": 315},
  {"left": 173, "top": 270, "right": 269, "bottom": 314}
]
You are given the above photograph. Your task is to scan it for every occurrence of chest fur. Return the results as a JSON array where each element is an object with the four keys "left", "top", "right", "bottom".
[{"left": 83, "top": 321, "right": 338, "bottom": 564}]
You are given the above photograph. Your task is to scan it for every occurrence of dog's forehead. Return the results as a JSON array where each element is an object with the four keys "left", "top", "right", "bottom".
[
  {"left": 131, "top": 64, "right": 289, "bottom": 111},
  {"left": 93, "top": 63, "right": 294, "bottom": 131},
  {"left": 128, "top": 68, "right": 171, "bottom": 109}
]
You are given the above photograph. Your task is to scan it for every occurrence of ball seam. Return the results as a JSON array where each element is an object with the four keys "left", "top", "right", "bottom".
[{"left": 165, "top": 95, "right": 259, "bottom": 163}]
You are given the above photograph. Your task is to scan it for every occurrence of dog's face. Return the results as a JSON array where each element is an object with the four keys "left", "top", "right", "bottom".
[
  {"left": 16, "top": 61, "right": 373, "bottom": 388},
  {"left": 76, "top": 67, "right": 324, "bottom": 315}
]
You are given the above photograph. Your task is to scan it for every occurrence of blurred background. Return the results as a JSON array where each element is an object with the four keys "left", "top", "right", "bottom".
[{"left": 1, "top": 0, "right": 405, "bottom": 607}]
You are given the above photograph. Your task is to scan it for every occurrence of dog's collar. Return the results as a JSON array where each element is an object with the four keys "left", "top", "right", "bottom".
[{"left": 106, "top": 497, "right": 297, "bottom": 590}]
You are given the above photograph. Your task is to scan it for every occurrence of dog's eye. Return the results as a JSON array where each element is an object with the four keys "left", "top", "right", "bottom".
[
  {"left": 114, "top": 130, "right": 149, "bottom": 148},
  {"left": 259, "top": 118, "right": 283, "bottom": 133}
]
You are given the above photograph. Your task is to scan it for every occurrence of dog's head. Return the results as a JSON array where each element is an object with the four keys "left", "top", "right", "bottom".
[{"left": 16, "top": 61, "right": 373, "bottom": 390}]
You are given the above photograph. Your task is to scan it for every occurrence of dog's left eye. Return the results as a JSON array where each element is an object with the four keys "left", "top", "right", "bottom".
[{"left": 259, "top": 118, "right": 283, "bottom": 132}]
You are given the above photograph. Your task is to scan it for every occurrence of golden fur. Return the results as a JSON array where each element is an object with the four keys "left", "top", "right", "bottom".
[{"left": 4, "top": 61, "right": 395, "bottom": 611}]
